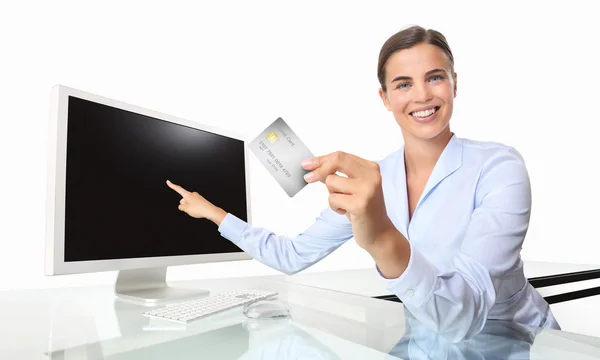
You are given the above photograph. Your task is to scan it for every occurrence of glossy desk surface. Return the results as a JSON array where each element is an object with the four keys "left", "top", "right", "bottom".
[{"left": 1, "top": 276, "right": 599, "bottom": 359}]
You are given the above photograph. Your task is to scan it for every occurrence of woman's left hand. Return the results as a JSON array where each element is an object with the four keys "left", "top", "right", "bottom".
[{"left": 301, "top": 151, "right": 394, "bottom": 250}]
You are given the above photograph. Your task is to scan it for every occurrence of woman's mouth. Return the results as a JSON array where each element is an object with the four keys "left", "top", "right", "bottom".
[{"left": 410, "top": 106, "right": 440, "bottom": 123}]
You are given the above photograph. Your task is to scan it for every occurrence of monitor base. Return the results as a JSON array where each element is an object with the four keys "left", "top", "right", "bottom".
[{"left": 114, "top": 267, "right": 208, "bottom": 305}]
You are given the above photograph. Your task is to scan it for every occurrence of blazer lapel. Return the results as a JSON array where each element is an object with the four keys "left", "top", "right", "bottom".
[
  {"left": 414, "top": 134, "right": 463, "bottom": 212},
  {"left": 393, "top": 145, "right": 409, "bottom": 236}
]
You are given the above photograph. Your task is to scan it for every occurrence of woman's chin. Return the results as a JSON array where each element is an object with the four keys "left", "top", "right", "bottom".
[{"left": 403, "top": 122, "right": 450, "bottom": 141}]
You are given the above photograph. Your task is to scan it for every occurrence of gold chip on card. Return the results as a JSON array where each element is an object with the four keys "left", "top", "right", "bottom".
[{"left": 266, "top": 131, "right": 279, "bottom": 144}]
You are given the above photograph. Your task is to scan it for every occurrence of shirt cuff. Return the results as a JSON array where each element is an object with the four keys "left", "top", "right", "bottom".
[
  {"left": 377, "top": 245, "right": 437, "bottom": 308},
  {"left": 217, "top": 213, "right": 248, "bottom": 245}
]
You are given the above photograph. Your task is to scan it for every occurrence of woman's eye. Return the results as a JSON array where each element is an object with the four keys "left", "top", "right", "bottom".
[
  {"left": 396, "top": 83, "right": 410, "bottom": 90},
  {"left": 429, "top": 75, "right": 444, "bottom": 82}
]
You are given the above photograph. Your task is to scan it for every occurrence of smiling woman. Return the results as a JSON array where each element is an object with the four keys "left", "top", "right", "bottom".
[
  {"left": 165, "top": 25, "right": 559, "bottom": 343},
  {"left": 375, "top": 27, "right": 459, "bottom": 220},
  {"left": 378, "top": 30, "right": 456, "bottom": 143}
]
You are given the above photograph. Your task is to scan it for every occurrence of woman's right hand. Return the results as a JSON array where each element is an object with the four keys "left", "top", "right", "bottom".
[{"left": 166, "top": 180, "right": 227, "bottom": 225}]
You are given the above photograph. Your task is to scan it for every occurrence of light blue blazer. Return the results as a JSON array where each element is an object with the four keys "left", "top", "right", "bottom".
[{"left": 218, "top": 133, "right": 560, "bottom": 342}]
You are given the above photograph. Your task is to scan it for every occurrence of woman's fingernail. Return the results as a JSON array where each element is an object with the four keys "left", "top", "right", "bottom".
[
  {"left": 304, "top": 172, "right": 314, "bottom": 181},
  {"left": 301, "top": 159, "right": 312, "bottom": 167}
]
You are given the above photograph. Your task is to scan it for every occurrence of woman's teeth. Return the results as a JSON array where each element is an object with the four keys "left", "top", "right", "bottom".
[{"left": 412, "top": 107, "right": 438, "bottom": 118}]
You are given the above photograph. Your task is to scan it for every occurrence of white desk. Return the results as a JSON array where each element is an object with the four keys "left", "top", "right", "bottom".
[
  {"left": 4, "top": 276, "right": 402, "bottom": 359},
  {"left": 2, "top": 274, "right": 600, "bottom": 359}
]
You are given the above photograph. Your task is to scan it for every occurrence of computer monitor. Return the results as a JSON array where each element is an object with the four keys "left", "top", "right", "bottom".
[{"left": 45, "top": 85, "right": 253, "bottom": 304}]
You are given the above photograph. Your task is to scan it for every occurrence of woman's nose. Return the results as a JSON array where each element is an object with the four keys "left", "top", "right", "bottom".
[{"left": 414, "top": 84, "right": 433, "bottom": 102}]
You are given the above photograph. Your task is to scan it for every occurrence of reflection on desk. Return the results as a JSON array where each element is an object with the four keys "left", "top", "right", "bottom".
[
  {"left": 227, "top": 314, "right": 600, "bottom": 360},
  {"left": 391, "top": 310, "right": 600, "bottom": 359},
  {"left": 389, "top": 311, "right": 537, "bottom": 359},
  {"left": 226, "top": 319, "right": 344, "bottom": 360},
  {"left": 44, "top": 303, "right": 600, "bottom": 360},
  {"left": 15, "top": 277, "right": 600, "bottom": 359}
]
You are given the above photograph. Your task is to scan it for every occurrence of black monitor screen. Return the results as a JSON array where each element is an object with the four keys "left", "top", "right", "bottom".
[{"left": 64, "top": 96, "right": 247, "bottom": 261}]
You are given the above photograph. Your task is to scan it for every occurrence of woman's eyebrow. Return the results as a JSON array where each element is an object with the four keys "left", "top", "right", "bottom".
[{"left": 390, "top": 68, "right": 447, "bottom": 83}]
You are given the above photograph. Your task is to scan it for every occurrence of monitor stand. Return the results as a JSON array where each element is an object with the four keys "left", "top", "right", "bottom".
[{"left": 114, "top": 267, "right": 209, "bottom": 305}]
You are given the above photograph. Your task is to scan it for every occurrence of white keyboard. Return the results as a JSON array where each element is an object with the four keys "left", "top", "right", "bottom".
[{"left": 143, "top": 289, "right": 278, "bottom": 324}]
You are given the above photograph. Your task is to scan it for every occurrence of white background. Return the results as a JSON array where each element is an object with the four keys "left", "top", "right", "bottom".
[{"left": 0, "top": 1, "right": 599, "bottom": 291}]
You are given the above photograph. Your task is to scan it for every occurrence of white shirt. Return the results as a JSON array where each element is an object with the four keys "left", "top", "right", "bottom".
[{"left": 218, "top": 133, "right": 560, "bottom": 342}]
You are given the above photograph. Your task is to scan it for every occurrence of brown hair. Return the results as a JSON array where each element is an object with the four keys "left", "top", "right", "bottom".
[{"left": 377, "top": 25, "right": 454, "bottom": 92}]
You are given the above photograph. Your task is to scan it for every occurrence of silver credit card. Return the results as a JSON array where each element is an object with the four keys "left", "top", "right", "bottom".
[{"left": 248, "top": 117, "right": 315, "bottom": 197}]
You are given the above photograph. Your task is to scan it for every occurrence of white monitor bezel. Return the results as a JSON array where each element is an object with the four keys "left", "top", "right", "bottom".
[{"left": 45, "top": 85, "right": 252, "bottom": 276}]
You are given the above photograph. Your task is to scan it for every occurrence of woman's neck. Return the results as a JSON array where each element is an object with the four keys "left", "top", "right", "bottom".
[{"left": 403, "top": 128, "right": 453, "bottom": 176}]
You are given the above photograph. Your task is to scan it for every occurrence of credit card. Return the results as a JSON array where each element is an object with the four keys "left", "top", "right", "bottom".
[{"left": 248, "top": 117, "right": 315, "bottom": 197}]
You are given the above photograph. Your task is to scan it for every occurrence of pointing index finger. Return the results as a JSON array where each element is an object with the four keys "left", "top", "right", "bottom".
[{"left": 166, "top": 180, "right": 191, "bottom": 198}]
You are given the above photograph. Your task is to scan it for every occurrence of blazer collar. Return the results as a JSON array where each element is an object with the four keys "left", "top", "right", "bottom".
[{"left": 398, "top": 133, "right": 463, "bottom": 221}]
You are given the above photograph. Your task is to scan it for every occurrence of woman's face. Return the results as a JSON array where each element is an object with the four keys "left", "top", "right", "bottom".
[{"left": 379, "top": 43, "right": 457, "bottom": 141}]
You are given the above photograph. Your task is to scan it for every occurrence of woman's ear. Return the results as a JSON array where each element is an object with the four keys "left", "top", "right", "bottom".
[
  {"left": 453, "top": 72, "right": 458, "bottom": 98},
  {"left": 378, "top": 88, "right": 392, "bottom": 111}
]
